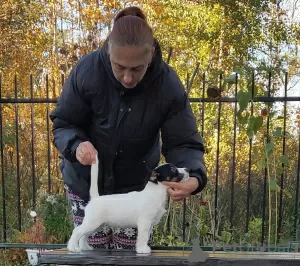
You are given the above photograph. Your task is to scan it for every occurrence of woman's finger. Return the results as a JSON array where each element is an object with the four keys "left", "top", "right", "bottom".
[
  {"left": 78, "top": 153, "right": 87, "bottom": 165},
  {"left": 84, "top": 152, "right": 96, "bottom": 165},
  {"left": 168, "top": 188, "right": 186, "bottom": 197},
  {"left": 171, "top": 195, "right": 184, "bottom": 202},
  {"left": 80, "top": 143, "right": 88, "bottom": 154},
  {"left": 79, "top": 150, "right": 91, "bottom": 165}
]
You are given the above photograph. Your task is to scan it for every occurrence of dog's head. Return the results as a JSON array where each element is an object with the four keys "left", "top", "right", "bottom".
[{"left": 150, "top": 163, "right": 190, "bottom": 184}]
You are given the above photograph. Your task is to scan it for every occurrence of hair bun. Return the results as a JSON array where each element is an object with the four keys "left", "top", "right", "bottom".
[{"left": 114, "top": 6, "right": 146, "bottom": 22}]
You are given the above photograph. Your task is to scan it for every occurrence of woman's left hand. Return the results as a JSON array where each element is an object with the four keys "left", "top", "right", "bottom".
[{"left": 162, "top": 177, "right": 199, "bottom": 202}]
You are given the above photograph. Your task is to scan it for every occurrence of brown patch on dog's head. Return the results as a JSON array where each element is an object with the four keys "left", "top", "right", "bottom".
[{"left": 149, "top": 171, "right": 158, "bottom": 184}]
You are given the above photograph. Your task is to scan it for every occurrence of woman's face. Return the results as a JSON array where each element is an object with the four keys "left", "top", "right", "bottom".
[{"left": 109, "top": 45, "right": 153, "bottom": 89}]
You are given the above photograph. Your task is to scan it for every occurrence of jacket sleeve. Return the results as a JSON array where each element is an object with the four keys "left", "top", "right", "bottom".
[
  {"left": 160, "top": 73, "right": 207, "bottom": 195},
  {"left": 49, "top": 61, "right": 92, "bottom": 162}
]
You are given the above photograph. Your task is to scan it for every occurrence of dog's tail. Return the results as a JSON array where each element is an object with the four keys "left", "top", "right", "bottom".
[{"left": 89, "top": 152, "right": 99, "bottom": 200}]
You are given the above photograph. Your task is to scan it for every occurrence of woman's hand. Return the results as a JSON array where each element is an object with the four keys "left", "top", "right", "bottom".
[
  {"left": 162, "top": 177, "right": 199, "bottom": 202},
  {"left": 76, "top": 141, "right": 97, "bottom": 165}
]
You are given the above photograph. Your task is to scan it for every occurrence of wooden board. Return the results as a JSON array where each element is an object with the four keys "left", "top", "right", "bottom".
[{"left": 38, "top": 248, "right": 300, "bottom": 265}]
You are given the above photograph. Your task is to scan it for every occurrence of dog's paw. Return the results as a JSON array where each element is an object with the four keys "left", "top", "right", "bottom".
[
  {"left": 79, "top": 240, "right": 93, "bottom": 251},
  {"left": 67, "top": 240, "right": 81, "bottom": 252},
  {"left": 136, "top": 245, "right": 151, "bottom": 254},
  {"left": 79, "top": 244, "right": 93, "bottom": 251}
]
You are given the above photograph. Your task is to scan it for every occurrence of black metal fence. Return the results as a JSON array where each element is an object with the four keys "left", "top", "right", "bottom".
[{"left": 0, "top": 70, "right": 300, "bottom": 248}]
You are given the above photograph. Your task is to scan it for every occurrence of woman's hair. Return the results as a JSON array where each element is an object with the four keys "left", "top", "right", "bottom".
[{"left": 108, "top": 6, "right": 154, "bottom": 49}]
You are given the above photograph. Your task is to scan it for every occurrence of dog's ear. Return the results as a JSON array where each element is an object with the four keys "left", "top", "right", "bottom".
[{"left": 150, "top": 171, "right": 158, "bottom": 184}]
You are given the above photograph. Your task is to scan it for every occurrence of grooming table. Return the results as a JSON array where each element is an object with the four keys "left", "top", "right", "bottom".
[{"left": 38, "top": 248, "right": 300, "bottom": 265}]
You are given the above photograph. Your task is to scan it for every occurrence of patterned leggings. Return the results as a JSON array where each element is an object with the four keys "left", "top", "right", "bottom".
[{"left": 66, "top": 187, "right": 153, "bottom": 250}]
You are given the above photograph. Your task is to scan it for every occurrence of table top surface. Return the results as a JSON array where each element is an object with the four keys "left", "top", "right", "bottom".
[{"left": 38, "top": 248, "right": 300, "bottom": 265}]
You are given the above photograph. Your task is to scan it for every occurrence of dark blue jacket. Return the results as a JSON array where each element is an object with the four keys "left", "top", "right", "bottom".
[{"left": 50, "top": 39, "right": 207, "bottom": 201}]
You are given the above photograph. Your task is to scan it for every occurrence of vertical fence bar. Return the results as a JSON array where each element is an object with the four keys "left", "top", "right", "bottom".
[
  {"left": 230, "top": 73, "right": 238, "bottom": 229},
  {"left": 165, "top": 47, "right": 173, "bottom": 236},
  {"left": 246, "top": 71, "right": 255, "bottom": 232},
  {"left": 167, "top": 47, "right": 173, "bottom": 65},
  {"left": 182, "top": 72, "right": 190, "bottom": 243},
  {"left": 0, "top": 74, "right": 7, "bottom": 242},
  {"left": 46, "top": 74, "right": 51, "bottom": 192},
  {"left": 294, "top": 130, "right": 300, "bottom": 241},
  {"left": 30, "top": 75, "right": 36, "bottom": 209},
  {"left": 201, "top": 73, "right": 205, "bottom": 136},
  {"left": 214, "top": 73, "right": 222, "bottom": 240},
  {"left": 261, "top": 72, "right": 271, "bottom": 245},
  {"left": 182, "top": 200, "right": 186, "bottom": 243},
  {"left": 14, "top": 75, "right": 21, "bottom": 231},
  {"left": 278, "top": 72, "right": 288, "bottom": 240}
]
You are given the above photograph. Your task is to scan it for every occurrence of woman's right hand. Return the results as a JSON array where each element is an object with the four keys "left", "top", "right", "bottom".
[{"left": 75, "top": 141, "right": 97, "bottom": 165}]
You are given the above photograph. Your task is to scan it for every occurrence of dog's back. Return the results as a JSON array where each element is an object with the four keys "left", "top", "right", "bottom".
[{"left": 87, "top": 179, "right": 167, "bottom": 228}]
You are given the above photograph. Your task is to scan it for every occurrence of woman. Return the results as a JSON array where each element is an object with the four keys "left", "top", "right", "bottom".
[{"left": 50, "top": 6, "right": 207, "bottom": 250}]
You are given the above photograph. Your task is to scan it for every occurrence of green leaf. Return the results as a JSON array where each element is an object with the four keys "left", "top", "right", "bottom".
[
  {"left": 283, "top": 189, "right": 292, "bottom": 199},
  {"left": 237, "top": 91, "right": 251, "bottom": 113},
  {"left": 252, "top": 117, "right": 263, "bottom": 134},
  {"left": 257, "top": 158, "right": 266, "bottom": 170},
  {"left": 246, "top": 116, "right": 263, "bottom": 139},
  {"left": 270, "top": 178, "right": 278, "bottom": 192},
  {"left": 237, "top": 110, "right": 249, "bottom": 125},
  {"left": 221, "top": 231, "right": 232, "bottom": 244},
  {"left": 205, "top": 194, "right": 212, "bottom": 201},
  {"left": 167, "top": 235, "right": 174, "bottom": 241},
  {"left": 266, "top": 143, "right": 274, "bottom": 155},
  {"left": 273, "top": 127, "right": 282, "bottom": 137},
  {"left": 247, "top": 128, "right": 254, "bottom": 138},
  {"left": 276, "top": 166, "right": 284, "bottom": 175},
  {"left": 253, "top": 146, "right": 259, "bottom": 158},
  {"left": 279, "top": 155, "right": 288, "bottom": 165},
  {"left": 200, "top": 224, "right": 209, "bottom": 235}
]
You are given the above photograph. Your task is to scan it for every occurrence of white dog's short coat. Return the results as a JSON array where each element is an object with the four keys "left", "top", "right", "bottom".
[{"left": 67, "top": 154, "right": 189, "bottom": 254}]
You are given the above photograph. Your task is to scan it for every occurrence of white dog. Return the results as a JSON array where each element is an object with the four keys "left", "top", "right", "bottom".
[{"left": 67, "top": 153, "right": 190, "bottom": 254}]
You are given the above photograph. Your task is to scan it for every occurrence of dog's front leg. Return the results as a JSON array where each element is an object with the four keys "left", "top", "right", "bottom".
[
  {"left": 67, "top": 226, "right": 83, "bottom": 252},
  {"left": 79, "top": 234, "right": 93, "bottom": 251},
  {"left": 136, "top": 220, "right": 152, "bottom": 254}
]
